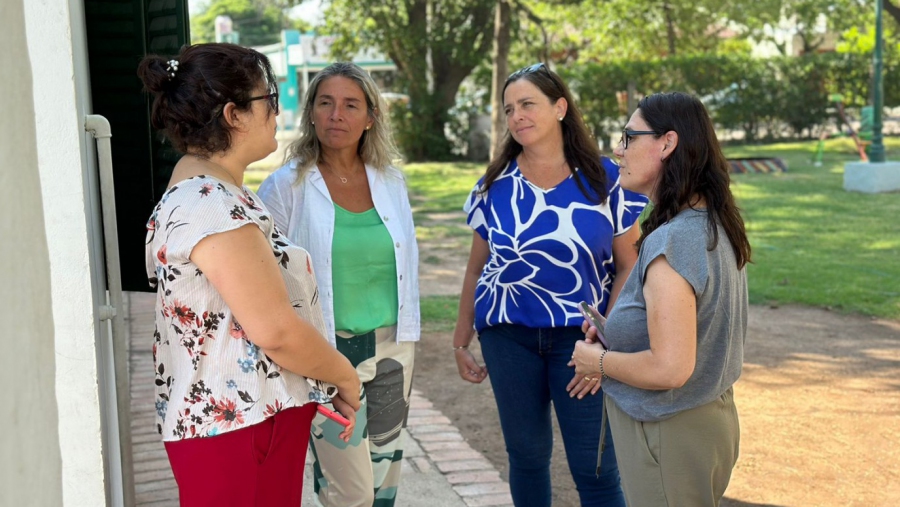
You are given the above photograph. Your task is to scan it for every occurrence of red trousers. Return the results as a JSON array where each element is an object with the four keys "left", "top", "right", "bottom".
[{"left": 164, "top": 403, "right": 317, "bottom": 506}]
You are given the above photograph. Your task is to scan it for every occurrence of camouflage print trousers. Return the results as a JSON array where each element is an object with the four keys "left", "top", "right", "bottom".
[{"left": 310, "top": 325, "right": 416, "bottom": 507}]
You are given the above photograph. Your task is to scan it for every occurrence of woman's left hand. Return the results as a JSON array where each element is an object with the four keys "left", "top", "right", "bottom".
[
  {"left": 330, "top": 394, "right": 358, "bottom": 443},
  {"left": 567, "top": 340, "right": 605, "bottom": 398},
  {"left": 566, "top": 370, "right": 601, "bottom": 399}
]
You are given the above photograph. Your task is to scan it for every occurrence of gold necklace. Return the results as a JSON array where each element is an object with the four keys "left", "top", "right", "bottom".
[{"left": 324, "top": 159, "right": 362, "bottom": 184}]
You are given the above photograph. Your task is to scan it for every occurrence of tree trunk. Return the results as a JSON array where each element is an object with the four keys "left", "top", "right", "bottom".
[
  {"left": 663, "top": 2, "right": 677, "bottom": 57},
  {"left": 369, "top": 0, "right": 494, "bottom": 161},
  {"left": 490, "top": 0, "right": 511, "bottom": 160},
  {"left": 884, "top": 0, "right": 900, "bottom": 25}
]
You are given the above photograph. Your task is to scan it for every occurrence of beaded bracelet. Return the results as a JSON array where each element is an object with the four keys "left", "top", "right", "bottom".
[
  {"left": 599, "top": 349, "right": 609, "bottom": 380},
  {"left": 453, "top": 345, "right": 469, "bottom": 351}
]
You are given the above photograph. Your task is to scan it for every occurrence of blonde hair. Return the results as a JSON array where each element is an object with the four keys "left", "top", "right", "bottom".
[{"left": 287, "top": 62, "right": 400, "bottom": 179}]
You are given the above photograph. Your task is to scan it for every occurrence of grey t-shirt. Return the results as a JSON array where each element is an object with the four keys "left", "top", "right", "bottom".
[{"left": 603, "top": 208, "right": 748, "bottom": 422}]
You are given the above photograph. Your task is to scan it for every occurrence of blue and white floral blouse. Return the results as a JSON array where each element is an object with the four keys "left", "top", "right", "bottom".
[{"left": 464, "top": 157, "right": 648, "bottom": 332}]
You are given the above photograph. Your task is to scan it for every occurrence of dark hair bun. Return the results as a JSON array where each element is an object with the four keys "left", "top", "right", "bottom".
[
  {"left": 136, "top": 43, "right": 277, "bottom": 156},
  {"left": 137, "top": 55, "right": 174, "bottom": 94}
]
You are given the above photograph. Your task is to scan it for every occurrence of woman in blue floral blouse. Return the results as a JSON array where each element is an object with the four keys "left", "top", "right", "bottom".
[{"left": 451, "top": 63, "right": 647, "bottom": 507}]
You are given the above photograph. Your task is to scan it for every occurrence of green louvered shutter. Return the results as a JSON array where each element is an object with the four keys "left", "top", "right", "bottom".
[{"left": 84, "top": 0, "right": 189, "bottom": 292}]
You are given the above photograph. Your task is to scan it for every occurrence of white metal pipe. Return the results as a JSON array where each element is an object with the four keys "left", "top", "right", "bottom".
[{"left": 85, "top": 114, "right": 135, "bottom": 507}]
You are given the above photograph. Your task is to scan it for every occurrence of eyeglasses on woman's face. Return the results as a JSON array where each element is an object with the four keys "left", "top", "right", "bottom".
[
  {"left": 618, "top": 129, "right": 656, "bottom": 149},
  {"left": 244, "top": 92, "right": 279, "bottom": 115}
]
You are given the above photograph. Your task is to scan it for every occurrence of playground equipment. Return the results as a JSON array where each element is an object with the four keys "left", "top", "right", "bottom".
[
  {"left": 812, "top": 94, "right": 873, "bottom": 166},
  {"left": 727, "top": 157, "right": 788, "bottom": 173}
]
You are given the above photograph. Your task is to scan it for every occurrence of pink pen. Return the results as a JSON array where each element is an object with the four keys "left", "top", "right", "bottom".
[{"left": 317, "top": 404, "right": 351, "bottom": 428}]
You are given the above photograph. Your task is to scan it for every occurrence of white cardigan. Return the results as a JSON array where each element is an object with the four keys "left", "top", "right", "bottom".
[{"left": 257, "top": 160, "right": 421, "bottom": 345}]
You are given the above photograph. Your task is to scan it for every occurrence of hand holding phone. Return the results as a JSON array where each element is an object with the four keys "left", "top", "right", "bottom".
[
  {"left": 317, "top": 404, "right": 351, "bottom": 428},
  {"left": 578, "top": 301, "right": 609, "bottom": 350}
]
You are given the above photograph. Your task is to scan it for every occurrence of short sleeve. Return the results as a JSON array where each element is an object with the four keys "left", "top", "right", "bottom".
[
  {"left": 157, "top": 179, "right": 268, "bottom": 267},
  {"left": 463, "top": 177, "right": 489, "bottom": 240},
  {"left": 640, "top": 222, "right": 710, "bottom": 297},
  {"left": 602, "top": 157, "right": 648, "bottom": 236},
  {"left": 257, "top": 163, "right": 295, "bottom": 234}
]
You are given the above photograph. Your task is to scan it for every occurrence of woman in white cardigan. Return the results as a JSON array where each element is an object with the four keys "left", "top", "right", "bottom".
[{"left": 258, "top": 62, "right": 419, "bottom": 507}]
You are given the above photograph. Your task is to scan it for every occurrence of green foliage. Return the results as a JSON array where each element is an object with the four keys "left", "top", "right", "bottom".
[
  {"left": 738, "top": 0, "right": 872, "bottom": 54},
  {"left": 562, "top": 52, "right": 900, "bottom": 142},
  {"left": 504, "top": 0, "right": 880, "bottom": 66},
  {"left": 190, "top": 0, "right": 309, "bottom": 46}
]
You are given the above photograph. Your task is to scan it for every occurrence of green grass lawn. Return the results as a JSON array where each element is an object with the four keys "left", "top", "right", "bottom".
[
  {"left": 725, "top": 138, "right": 900, "bottom": 318},
  {"left": 406, "top": 138, "right": 900, "bottom": 320}
]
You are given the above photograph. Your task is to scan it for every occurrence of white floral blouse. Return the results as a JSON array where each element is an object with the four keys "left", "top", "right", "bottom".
[{"left": 145, "top": 176, "right": 335, "bottom": 441}]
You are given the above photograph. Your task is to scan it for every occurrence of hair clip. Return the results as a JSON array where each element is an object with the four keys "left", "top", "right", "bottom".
[{"left": 166, "top": 59, "right": 180, "bottom": 79}]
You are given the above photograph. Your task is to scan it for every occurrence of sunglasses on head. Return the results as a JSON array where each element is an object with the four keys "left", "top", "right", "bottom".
[{"left": 508, "top": 62, "right": 549, "bottom": 80}]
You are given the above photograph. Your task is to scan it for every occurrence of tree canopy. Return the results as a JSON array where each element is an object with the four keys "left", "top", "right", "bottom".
[{"left": 191, "top": 0, "right": 310, "bottom": 46}]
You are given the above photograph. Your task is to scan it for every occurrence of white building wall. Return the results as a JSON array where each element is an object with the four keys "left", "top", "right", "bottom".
[
  {"left": 24, "top": 0, "right": 109, "bottom": 504},
  {"left": 0, "top": 0, "right": 64, "bottom": 505}
]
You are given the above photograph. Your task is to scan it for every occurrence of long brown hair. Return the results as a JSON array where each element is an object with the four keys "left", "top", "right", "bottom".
[
  {"left": 637, "top": 92, "right": 751, "bottom": 268},
  {"left": 482, "top": 64, "right": 608, "bottom": 203}
]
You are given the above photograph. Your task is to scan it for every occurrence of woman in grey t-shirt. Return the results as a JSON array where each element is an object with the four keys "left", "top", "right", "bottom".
[{"left": 572, "top": 92, "right": 751, "bottom": 506}]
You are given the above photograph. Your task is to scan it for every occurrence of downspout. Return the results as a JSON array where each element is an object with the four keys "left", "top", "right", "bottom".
[{"left": 85, "top": 114, "right": 136, "bottom": 507}]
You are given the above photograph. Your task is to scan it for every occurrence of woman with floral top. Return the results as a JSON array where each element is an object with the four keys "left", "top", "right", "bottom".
[
  {"left": 138, "top": 43, "right": 360, "bottom": 506},
  {"left": 452, "top": 63, "right": 648, "bottom": 507}
]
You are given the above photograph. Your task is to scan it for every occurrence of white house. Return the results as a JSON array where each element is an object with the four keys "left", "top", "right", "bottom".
[{"left": 6, "top": 0, "right": 194, "bottom": 504}]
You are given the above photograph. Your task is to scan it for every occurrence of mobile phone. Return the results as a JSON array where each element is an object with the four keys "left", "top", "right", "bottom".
[
  {"left": 578, "top": 301, "right": 610, "bottom": 350},
  {"left": 317, "top": 404, "right": 351, "bottom": 428}
]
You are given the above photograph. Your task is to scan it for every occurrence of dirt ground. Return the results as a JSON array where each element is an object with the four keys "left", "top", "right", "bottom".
[{"left": 412, "top": 215, "right": 900, "bottom": 507}]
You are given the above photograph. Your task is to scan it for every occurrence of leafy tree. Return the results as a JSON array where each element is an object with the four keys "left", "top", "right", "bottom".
[
  {"left": 322, "top": 0, "right": 495, "bottom": 160},
  {"left": 504, "top": 0, "right": 748, "bottom": 62},
  {"left": 191, "top": 0, "right": 310, "bottom": 46},
  {"left": 736, "top": 0, "right": 872, "bottom": 55}
]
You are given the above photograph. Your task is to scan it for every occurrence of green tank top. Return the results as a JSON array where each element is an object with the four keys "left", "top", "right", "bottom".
[{"left": 331, "top": 203, "right": 399, "bottom": 335}]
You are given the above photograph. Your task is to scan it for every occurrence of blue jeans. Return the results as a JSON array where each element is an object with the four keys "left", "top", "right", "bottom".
[{"left": 480, "top": 324, "right": 625, "bottom": 507}]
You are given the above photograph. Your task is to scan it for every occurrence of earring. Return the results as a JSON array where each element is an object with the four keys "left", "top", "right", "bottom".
[
  {"left": 365, "top": 126, "right": 371, "bottom": 130},
  {"left": 311, "top": 121, "right": 315, "bottom": 125},
  {"left": 558, "top": 117, "right": 563, "bottom": 121}
]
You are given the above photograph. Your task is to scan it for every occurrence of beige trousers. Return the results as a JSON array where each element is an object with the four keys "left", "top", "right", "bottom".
[
  {"left": 310, "top": 325, "right": 416, "bottom": 507},
  {"left": 605, "top": 388, "right": 740, "bottom": 507}
]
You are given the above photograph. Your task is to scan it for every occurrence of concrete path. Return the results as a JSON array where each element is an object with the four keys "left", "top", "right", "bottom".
[{"left": 126, "top": 291, "right": 511, "bottom": 507}]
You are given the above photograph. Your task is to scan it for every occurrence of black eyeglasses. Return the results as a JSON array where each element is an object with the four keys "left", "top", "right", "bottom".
[
  {"left": 243, "top": 92, "right": 279, "bottom": 115},
  {"left": 618, "top": 129, "right": 656, "bottom": 149},
  {"left": 508, "top": 62, "right": 549, "bottom": 80}
]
